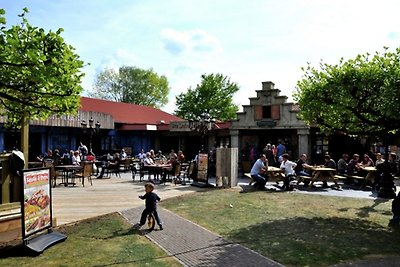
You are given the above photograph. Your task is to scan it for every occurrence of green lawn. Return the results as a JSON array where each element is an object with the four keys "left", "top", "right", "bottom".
[
  {"left": 0, "top": 213, "right": 180, "bottom": 267},
  {"left": 162, "top": 188, "right": 400, "bottom": 267}
]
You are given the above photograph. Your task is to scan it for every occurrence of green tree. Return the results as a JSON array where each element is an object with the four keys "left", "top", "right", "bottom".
[
  {"left": 294, "top": 47, "right": 400, "bottom": 136},
  {"left": 174, "top": 73, "right": 239, "bottom": 120},
  {"left": 0, "top": 8, "right": 84, "bottom": 126},
  {"left": 0, "top": 8, "right": 85, "bottom": 161},
  {"left": 91, "top": 66, "right": 169, "bottom": 108}
]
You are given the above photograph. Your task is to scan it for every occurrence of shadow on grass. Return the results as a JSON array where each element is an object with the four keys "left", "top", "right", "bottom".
[
  {"left": 355, "top": 198, "right": 392, "bottom": 218},
  {"left": 223, "top": 216, "right": 400, "bottom": 267}
]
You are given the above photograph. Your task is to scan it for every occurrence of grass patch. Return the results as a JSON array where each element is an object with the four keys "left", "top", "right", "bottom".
[
  {"left": 162, "top": 189, "right": 400, "bottom": 266},
  {"left": 0, "top": 213, "right": 180, "bottom": 267}
]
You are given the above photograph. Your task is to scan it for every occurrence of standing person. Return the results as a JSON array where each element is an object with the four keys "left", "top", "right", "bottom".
[
  {"left": 280, "top": 153, "right": 297, "bottom": 191},
  {"left": 276, "top": 140, "right": 286, "bottom": 163},
  {"left": 120, "top": 149, "right": 127, "bottom": 160},
  {"left": 78, "top": 142, "right": 88, "bottom": 158},
  {"left": 264, "top": 144, "right": 276, "bottom": 167},
  {"left": 250, "top": 154, "right": 268, "bottom": 190},
  {"left": 134, "top": 182, "right": 163, "bottom": 230}
]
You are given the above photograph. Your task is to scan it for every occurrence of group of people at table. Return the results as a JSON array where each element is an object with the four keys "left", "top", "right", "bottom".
[
  {"left": 33, "top": 142, "right": 187, "bottom": 183},
  {"left": 136, "top": 149, "right": 186, "bottom": 182},
  {"left": 250, "top": 151, "right": 399, "bottom": 191}
]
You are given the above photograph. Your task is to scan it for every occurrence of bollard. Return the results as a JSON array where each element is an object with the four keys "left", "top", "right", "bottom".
[
  {"left": 216, "top": 176, "right": 223, "bottom": 187},
  {"left": 223, "top": 176, "right": 229, "bottom": 188}
]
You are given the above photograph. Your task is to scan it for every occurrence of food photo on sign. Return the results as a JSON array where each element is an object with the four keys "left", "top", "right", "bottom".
[{"left": 23, "top": 169, "right": 51, "bottom": 236}]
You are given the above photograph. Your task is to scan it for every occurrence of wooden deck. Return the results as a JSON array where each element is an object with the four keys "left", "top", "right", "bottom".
[{"left": 52, "top": 172, "right": 202, "bottom": 225}]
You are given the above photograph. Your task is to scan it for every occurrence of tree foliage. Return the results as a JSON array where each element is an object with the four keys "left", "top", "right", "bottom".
[
  {"left": 174, "top": 73, "right": 239, "bottom": 121},
  {"left": 0, "top": 8, "right": 85, "bottom": 127},
  {"left": 91, "top": 66, "right": 169, "bottom": 108},
  {"left": 294, "top": 47, "right": 400, "bottom": 136}
]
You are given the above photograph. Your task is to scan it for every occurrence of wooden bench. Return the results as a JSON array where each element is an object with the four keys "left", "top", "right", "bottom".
[
  {"left": 244, "top": 173, "right": 254, "bottom": 185},
  {"left": 244, "top": 172, "right": 287, "bottom": 186},
  {"left": 334, "top": 174, "right": 347, "bottom": 180},
  {"left": 296, "top": 175, "right": 311, "bottom": 185}
]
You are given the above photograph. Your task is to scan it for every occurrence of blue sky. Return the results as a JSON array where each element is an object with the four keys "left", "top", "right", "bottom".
[{"left": 2, "top": 0, "right": 400, "bottom": 113}]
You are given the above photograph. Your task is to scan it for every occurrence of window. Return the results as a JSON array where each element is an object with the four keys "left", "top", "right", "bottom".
[{"left": 263, "top": 106, "right": 272, "bottom": 119}]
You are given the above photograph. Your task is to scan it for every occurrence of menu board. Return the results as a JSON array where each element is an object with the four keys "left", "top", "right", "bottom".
[
  {"left": 197, "top": 153, "right": 208, "bottom": 182},
  {"left": 22, "top": 168, "right": 52, "bottom": 238}
]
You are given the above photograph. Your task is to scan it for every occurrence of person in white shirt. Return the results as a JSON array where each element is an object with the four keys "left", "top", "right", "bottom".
[
  {"left": 250, "top": 154, "right": 268, "bottom": 190},
  {"left": 144, "top": 152, "right": 155, "bottom": 166},
  {"left": 71, "top": 150, "right": 81, "bottom": 165},
  {"left": 120, "top": 149, "right": 127, "bottom": 160},
  {"left": 280, "top": 153, "right": 297, "bottom": 191}
]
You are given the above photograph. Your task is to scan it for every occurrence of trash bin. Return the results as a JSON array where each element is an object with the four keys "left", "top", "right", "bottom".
[{"left": 0, "top": 152, "right": 24, "bottom": 204}]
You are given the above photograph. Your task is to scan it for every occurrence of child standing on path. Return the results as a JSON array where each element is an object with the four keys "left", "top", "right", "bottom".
[{"left": 135, "top": 182, "right": 163, "bottom": 230}]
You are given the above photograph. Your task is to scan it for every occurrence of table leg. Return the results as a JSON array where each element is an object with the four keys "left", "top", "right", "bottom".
[{"left": 309, "top": 171, "right": 320, "bottom": 188}]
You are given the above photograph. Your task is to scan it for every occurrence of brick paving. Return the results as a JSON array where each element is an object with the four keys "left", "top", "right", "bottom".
[{"left": 120, "top": 207, "right": 283, "bottom": 267}]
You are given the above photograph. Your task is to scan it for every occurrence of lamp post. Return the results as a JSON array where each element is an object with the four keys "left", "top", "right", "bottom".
[
  {"left": 188, "top": 112, "right": 215, "bottom": 153},
  {"left": 81, "top": 117, "right": 101, "bottom": 153},
  {"left": 188, "top": 112, "right": 215, "bottom": 188}
]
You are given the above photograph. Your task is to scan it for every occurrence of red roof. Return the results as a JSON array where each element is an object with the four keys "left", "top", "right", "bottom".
[{"left": 80, "top": 97, "right": 183, "bottom": 125}]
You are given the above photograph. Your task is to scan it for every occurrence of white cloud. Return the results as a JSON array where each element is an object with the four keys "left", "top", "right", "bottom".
[{"left": 161, "top": 28, "right": 222, "bottom": 56}]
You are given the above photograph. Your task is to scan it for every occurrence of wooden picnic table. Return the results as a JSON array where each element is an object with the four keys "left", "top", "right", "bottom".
[
  {"left": 360, "top": 166, "right": 377, "bottom": 187},
  {"left": 306, "top": 166, "right": 340, "bottom": 188},
  {"left": 266, "top": 166, "right": 284, "bottom": 181}
]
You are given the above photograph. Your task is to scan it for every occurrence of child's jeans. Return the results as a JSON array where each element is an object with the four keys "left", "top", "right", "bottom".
[{"left": 140, "top": 208, "right": 162, "bottom": 226}]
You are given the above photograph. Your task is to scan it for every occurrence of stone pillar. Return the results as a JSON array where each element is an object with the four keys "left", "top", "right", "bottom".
[
  {"left": 297, "top": 128, "right": 310, "bottom": 158},
  {"left": 216, "top": 148, "right": 238, "bottom": 187},
  {"left": 230, "top": 130, "right": 239, "bottom": 148}
]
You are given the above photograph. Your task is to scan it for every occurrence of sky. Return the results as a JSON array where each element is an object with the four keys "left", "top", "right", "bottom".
[{"left": 2, "top": 0, "right": 400, "bottom": 114}]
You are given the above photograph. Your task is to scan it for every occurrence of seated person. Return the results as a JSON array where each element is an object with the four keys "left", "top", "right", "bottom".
[
  {"left": 323, "top": 155, "right": 336, "bottom": 169},
  {"left": 375, "top": 153, "right": 385, "bottom": 166},
  {"left": 280, "top": 154, "right": 297, "bottom": 190},
  {"left": 337, "top": 154, "right": 349, "bottom": 174},
  {"left": 361, "top": 154, "right": 374, "bottom": 167},
  {"left": 156, "top": 150, "right": 167, "bottom": 162},
  {"left": 96, "top": 153, "right": 119, "bottom": 179},
  {"left": 321, "top": 155, "right": 336, "bottom": 187},
  {"left": 177, "top": 150, "right": 185, "bottom": 163},
  {"left": 144, "top": 152, "right": 155, "bottom": 166},
  {"left": 162, "top": 154, "right": 179, "bottom": 181},
  {"left": 347, "top": 154, "right": 361, "bottom": 175},
  {"left": 149, "top": 150, "right": 156, "bottom": 161},
  {"left": 71, "top": 150, "right": 81, "bottom": 165},
  {"left": 250, "top": 154, "right": 268, "bottom": 190},
  {"left": 294, "top": 154, "right": 312, "bottom": 177}
]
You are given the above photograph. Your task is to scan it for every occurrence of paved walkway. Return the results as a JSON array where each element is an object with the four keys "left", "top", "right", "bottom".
[{"left": 120, "top": 207, "right": 283, "bottom": 267}]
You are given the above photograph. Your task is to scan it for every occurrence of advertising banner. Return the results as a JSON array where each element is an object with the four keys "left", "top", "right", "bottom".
[
  {"left": 197, "top": 153, "right": 208, "bottom": 182},
  {"left": 21, "top": 168, "right": 52, "bottom": 238}
]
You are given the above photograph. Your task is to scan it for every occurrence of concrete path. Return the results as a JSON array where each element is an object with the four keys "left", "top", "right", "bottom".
[{"left": 121, "top": 207, "right": 283, "bottom": 267}]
